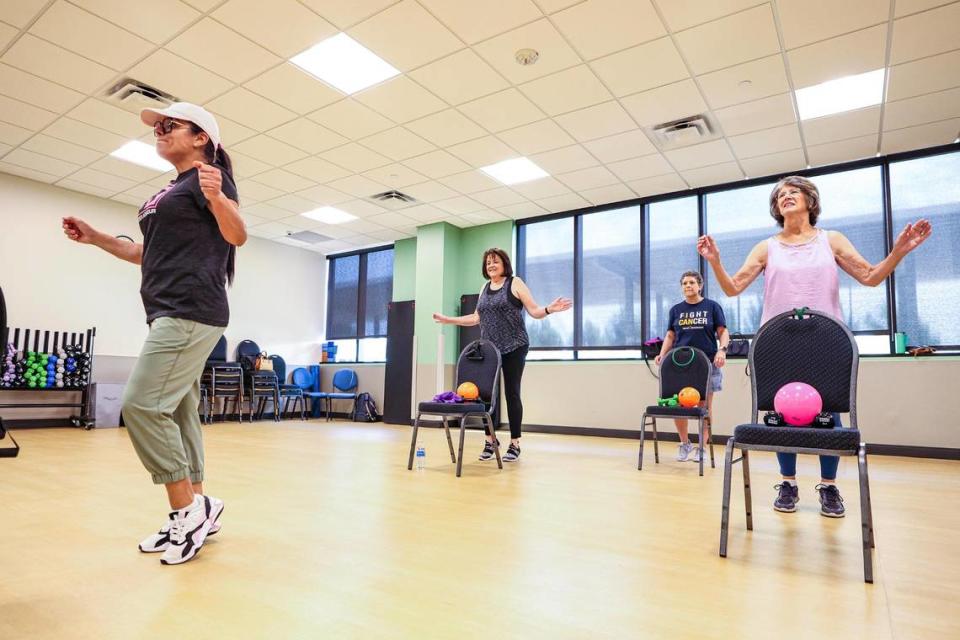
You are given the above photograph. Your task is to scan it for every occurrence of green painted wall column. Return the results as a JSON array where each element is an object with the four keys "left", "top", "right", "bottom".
[{"left": 414, "top": 222, "right": 462, "bottom": 365}]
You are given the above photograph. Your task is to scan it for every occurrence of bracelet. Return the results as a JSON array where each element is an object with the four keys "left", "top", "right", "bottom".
[{"left": 544, "top": 306, "right": 551, "bottom": 315}]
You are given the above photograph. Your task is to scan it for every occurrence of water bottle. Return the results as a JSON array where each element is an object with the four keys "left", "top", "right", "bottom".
[{"left": 415, "top": 446, "right": 426, "bottom": 471}]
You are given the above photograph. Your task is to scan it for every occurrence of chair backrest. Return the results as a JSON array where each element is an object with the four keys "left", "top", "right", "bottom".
[
  {"left": 659, "top": 346, "right": 712, "bottom": 400},
  {"left": 332, "top": 368, "right": 358, "bottom": 392},
  {"left": 235, "top": 339, "right": 261, "bottom": 371},
  {"left": 291, "top": 367, "right": 315, "bottom": 390},
  {"left": 455, "top": 339, "right": 502, "bottom": 413},
  {"left": 270, "top": 355, "right": 286, "bottom": 382},
  {"left": 750, "top": 309, "right": 859, "bottom": 426},
  {"left": 207, "top": 335, "right": 227, "bottom": 362}
]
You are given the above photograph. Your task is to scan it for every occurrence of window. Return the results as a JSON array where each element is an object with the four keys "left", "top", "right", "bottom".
[
  {"left": 645, "top": 197, "right": 698, "bottom": 341},
  {"left": 519, "top": 217, "right": 574, "bottom": 348},
  {"left": 889, "top": 151, "right": 960, "bottom": 347},
  {"left": 326, "top": 247, "right": 394, "bottom": 362}
]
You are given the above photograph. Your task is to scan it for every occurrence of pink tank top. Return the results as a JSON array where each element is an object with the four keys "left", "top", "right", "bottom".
[{"left": 760, "top": 229, "right": 843, "bottom": 327}]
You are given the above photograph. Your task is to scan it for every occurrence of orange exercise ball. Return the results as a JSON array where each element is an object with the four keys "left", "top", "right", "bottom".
[
  {"left": 678, "top": 387, "right": 701, "bottom": 408},
  {"left": 457, "top": 381, "right": 479, "bottom": 401}
]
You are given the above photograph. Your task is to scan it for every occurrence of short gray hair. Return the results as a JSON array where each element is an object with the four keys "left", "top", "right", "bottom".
[{"left": 770, "top": 175, "right": 821, "bottom": 227}]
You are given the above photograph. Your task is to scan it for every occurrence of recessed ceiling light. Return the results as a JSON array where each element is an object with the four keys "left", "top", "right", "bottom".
[
  {"left": 301, "top": 206, "right": 357, "bottom": 224},
  {"left": 290, "top": 33, "right": 399, "bottom": 95},
  {"left": 795, "top": 69, "right": 885, "bottom": 120},
  {"left": 110, "top": 140, "right": 174, "bottom": 172},
  {"left": 479, "top": 157, "right": 549, "bottom": 185}
]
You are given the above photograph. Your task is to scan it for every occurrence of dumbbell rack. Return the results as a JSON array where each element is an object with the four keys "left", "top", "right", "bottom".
[{"left": 0, "top": 326, "right": 97, "bottom": 428}]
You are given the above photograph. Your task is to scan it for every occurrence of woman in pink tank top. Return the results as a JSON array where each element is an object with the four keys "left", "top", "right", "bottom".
[{"left": 697, "top": 175, "right": 932, "bottom": 518}]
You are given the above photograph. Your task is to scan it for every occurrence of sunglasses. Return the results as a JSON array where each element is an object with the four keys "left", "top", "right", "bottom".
[{"left": 153, "top": 118, "right": 190, "bottom": 136}]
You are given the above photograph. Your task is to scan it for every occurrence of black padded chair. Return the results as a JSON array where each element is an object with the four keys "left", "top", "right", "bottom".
[
  {"left": 718, "top": 309, "right": 875, "bottom": 583},
  {"left": 248, "top": 370, "right": 280, "bottom": 422},
  {"left": 269, "top": 355, "right": 305, "bottom": 420},
  {"left": 407, "top": 339, "right": 502, "bottom": 477},
  {"left": 639, "top": 346, "right": 716, "bottom": 476}
]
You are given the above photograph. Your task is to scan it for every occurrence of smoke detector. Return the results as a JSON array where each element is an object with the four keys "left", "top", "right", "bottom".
[
  {"left": 644, "top": 114, "right": 720, "bottom": 150},
  {"left": 515, "top": 48, "right": 539, "bottom": 66},
  {"left": 104, "top": 79, "right": 176, "bottom": 113}
]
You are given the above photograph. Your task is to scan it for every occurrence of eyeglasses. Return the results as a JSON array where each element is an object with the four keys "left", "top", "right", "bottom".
[{"left": 153, "top": 118, "right": 189, "bottom": 137}]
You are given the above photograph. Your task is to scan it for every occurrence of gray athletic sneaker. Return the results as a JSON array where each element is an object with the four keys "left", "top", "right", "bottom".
[
  {"left": 676, "top": 442, "right": 694, "bottom": 462},
  {"left": 478, "top": 439, "right": 500, "bottom": 461},
  {"left": 816, "top": 483, "right": 846, "bottom": 518},
  {"left": 503, "top": 443, "right": 521, "bottom": 462},
  {"left": 773, "top": 482, "right": 799, "bottom": 512}
]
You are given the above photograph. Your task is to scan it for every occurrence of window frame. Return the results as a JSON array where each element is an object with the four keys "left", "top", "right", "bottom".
[{"left": 325, "top": 244, "right": 395, "bottom": 363}]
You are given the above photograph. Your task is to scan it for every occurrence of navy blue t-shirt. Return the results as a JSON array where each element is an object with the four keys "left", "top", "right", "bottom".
[{"left": 667, "top": 298, "right": 726, "bottom": 360}]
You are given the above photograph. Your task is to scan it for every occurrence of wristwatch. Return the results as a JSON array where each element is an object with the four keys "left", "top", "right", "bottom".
[{"left": 719, "top": 346, "right": 728, "bottom": 352}]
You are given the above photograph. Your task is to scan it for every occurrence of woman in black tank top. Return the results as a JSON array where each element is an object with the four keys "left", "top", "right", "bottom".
[{"left": 433, "top": 248, "right": 571, "bottom": 463}]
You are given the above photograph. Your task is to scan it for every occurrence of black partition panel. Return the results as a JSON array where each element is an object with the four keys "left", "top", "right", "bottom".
[
  {"left": 458, "top": 293, "right": 501, "bottom": 429},
  {"left": 383, "top": 300, "right": 415, "bottom": 425}
]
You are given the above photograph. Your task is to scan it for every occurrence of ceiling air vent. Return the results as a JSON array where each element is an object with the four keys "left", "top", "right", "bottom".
[
  {"left": 286, "top": 230, "right": 333, "bottom": 244},
  {"left": 370, "top": 190, "right": 417, "bottom": 204},
  {"left": 645, "top": 114, "right": 720, "bottom": 151},
  {"left": 104, "top": 79, "right": 177, "bottom": 114}
]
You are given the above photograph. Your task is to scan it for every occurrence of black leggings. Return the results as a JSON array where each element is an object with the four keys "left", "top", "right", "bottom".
[{"left": 500, "top": 345, "right": 528, "bottom": 440}]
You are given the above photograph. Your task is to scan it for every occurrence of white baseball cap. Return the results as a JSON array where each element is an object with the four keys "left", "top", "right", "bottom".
[{"left": 140, "top": 102, "right": 222, "bottom": 150}]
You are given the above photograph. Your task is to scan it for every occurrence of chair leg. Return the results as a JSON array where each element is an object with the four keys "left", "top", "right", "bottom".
[
  {"left": 299, "top": 396, "right": 305, "bottom": 421},
  {"left": 274, "top": 390, "right": 280, "bottom": 422},
  {"left": 407, "top": 412, "right": 421, "bottom": 471},
  {"left": 652, "top": 417, "right": 659, "bottom": 464},
  {"left": 456, "top": 418, "right": 467, "bottom": 478},
  {"left": 698, "top": 417, "right": 705, "bottom": 477},
  {"left": 742, "top": 449, "right": 753, "bottom": 531},
  {"left": 719, "top": 439, "right": 735, "bottom": 557},
  {"left": 638, "top": 413, "right": 648, "bottom": 470},
  {"left": 707, "top": 416, "right": 716, "bottom": 469},
  {"left": 441, "top": 417, "right": 456, "bottom": 463},
  {"left": 859, "top": 445, "right": 875, "bottom": 583},
  {"left": 486, "top": 414, "right": 502, "bottom": 469}
]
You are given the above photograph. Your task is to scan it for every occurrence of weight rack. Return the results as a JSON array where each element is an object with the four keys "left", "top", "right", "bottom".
[{"left": 0, "top": 326, "right": 97, "bottom": 428}]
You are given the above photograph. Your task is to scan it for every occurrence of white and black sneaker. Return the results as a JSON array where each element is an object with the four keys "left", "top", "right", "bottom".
[
  {"left": 139, "top": 496, "right": 223, "bottom": 553},
  {"left": 478, "top": 439, "right": 500, "bottom": 461},
  {"left": 503, "top": 443, "right": 521, "bottom": 462},
  {"left": 159, "top": 495, "right": 224, "bottom": 565}
]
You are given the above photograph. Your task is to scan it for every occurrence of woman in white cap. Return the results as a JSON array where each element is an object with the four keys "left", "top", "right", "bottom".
[{"left": 62, "top": 103, "right": 245, "bottom": 565}]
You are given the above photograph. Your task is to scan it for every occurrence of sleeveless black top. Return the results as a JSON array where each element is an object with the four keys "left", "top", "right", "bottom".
[{"left": 477, "top": 277, "right": 529, "bottom": 355}]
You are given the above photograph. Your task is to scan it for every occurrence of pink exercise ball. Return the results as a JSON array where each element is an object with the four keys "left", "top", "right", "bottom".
[{"left": 774, "top": 382, "right": 822, "bottom": 426}]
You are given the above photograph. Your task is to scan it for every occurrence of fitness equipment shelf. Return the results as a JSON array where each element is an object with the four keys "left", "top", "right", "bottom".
[{"left": 1, "top": 326, "right": 97, "bottom": 428}]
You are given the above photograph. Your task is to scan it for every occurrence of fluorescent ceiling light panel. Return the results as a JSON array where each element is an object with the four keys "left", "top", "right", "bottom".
[
  {"left": 479, "top": 157, "right": 549, "bottom": 185},
  {"left": 795, "top": 69, "right": 885, "bottom": 120},
  {"left": 110, "top": 140, "right": 174, "bottom": 172},
  {"left": 290, "top": 33, "right": 400, "bottom": 94},
  {"left": 301, "top": 206, "right": 357, "bottom": 224}
]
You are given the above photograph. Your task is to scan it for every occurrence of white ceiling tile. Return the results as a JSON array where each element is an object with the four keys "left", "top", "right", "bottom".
[
  {"left": 296, "top": 183, "right": 352, "bottom": 205},
  {"left": 459, "top": 88, "right": 545, "bottom": 132},
  {"left": 0, "top": 22, "right": 15, "bottom": 50},
  {"left": 443, "top": 215, "right": 473, "bottom": 228},
  {"left": 807, "top": 134, "right": 878, "bottom": 167},
  {"left": 229, "top": 150, "right": 272, "bottom": 178},
  {"left": 0, "top": 94, "right": 58, "bottom": 131},
  {"left": 607, "top": 153, "right": 673, "bottom": 181},
  {"left": 530, "top": 144, "right": 599, "bottom": 174},
  {"left": 405, "top": 109, "right": 486, "bottom": 147},
  {"left": 580, "top": 182, "right": 636, "bottom": 206},
  {"left": 402, "top": 149, "right": 471, "bottom": 179},
  {"left": 246, "top": 221, "right": 293, "bottom": 238},
  {"left": 554, "top": 101, "right": 636, "bottom": 143},
  {"left": 267, "top": 195, "right": 321, "bottom": 214},
  {"left": 243, "top": 202, "right": 296, "bottom": 221},
  {"left": 368, "top": 226, "right": 415, "bottom": 241},
  {"left": 212, "top": 0, "right": 337, "bottom": 58},
  {"left": 2, "top": 148, "right": 81, "bottom": 177},
  {"left": 340, "top": 217, "right": 388, "bottom": 234},
  {"left": 620, "top": 80, "right": 708, "bottom": 128},
  {"left": 786, "top": 25, "right": 887, "bottom": 90},
  {"left": 239, "top": 211, "right": 269, "bottom": 226},
  {"left": 674, "top": 5, "right": 780, "bottom": 75},
  {"left": 582, "top": 129, "right": 657, "bottom": 163},
  {"left": 42, "top": 117, "right": 127, "bottom": 153},
  {"left": 298, "top": 0, "right": 398, "bottom": 29},
  {"left": 67, "top": 166, "right": 139, "bottom": 191},
  {"left": 803, "top": 106, "right": 881, "bottom": 146},
  {"left": 360, "top": 127, "right": 436, "bottom": 161},
  {"left": 658, "top": 0, "right": 766, "bottom": 31},
  {"left": 70, "top": 0, "right": 200, "bottom": 44},
  {"left": 253, "top": 168, "right": 317, "bottom": 192},
  {"left": 409, "top": 49, "right": 509, "bottom": 106},
  {"left": 680, "top": 162, "right": 744, "bottom": 187},
  {"left": 267, "top": 119, "right": 347, "bottom": 154},
  {"left": 124, "top": 183, "right": 166, "bottom": 200},
  {"left": 589, "top": 37, "right": 689, "bottom": 98},
  {"left": 447, "top": 135, "right": 516, "bottom": 167},
  {"left": 214, "top": 115, "right": 258, "bottom": 146},
  {"left": 327, "top": 174, "right": 390, "bottom": 198},
  {"left": 498, "top": 119, "right": 575, "bottom": 155},
  {"left": 2, "top": 34, "right": 114, "bottom": 94},
  {"left": 532, "top": 0, "right": 581, "bottom": 12},
  {"left": 0, "top": 0, "right": 48, "bottom": 28},
  {"left": 20, "top": 135, "right": 101, "bottom": 166},
  {"left": 881, "top": 118, "right": 960, "bottom": 155},
  {"left": 535, "top": 192, "right": 591, "bottom": 213},
  {"left": 236, "top": 180, "right": 285, "bottom": 203},
  {"left": 438, "top": 170, "right": 501, "bottom": 193},
  {"left": 891, "top": 2, "right": 960, "bottom": 64},
  {"left": 246, "top": 64, "right": 344, "bottom": 115},
  {"left": 308, "top": 99, "right": 394, "bottom": 139},
  {"left": 778, "top": 0, "right": 888, "bottom": 50},
  {"left": 335, "top": 199, "right": 390, "bottom": 218},
  {"left": 510, "top": 176, "right": 571, "bottom": 199},
  {"left": 498, "top": 201, "right": 549, "bottom": 219},
  {"left": 419, "top": 0, "right": 541, "bottom": 45},
  {"left": 472, "top": 187, "right": 527, "bottom": 208},
  {"left": 893, "top": 0, "right": 955, "bottom": 17},
  {"left": 362, "top": 163, "right": 429, "bottom": 189},
  {"left": 366, "top": 211, "right": 419, "bottom": 229},
  {"left": 697, "top": 55, "right": 789, "bottom": 110},
  {"left": 207, "top": 88, "right": 298, "bottom": 131},
  {"left": 461, "top": 210, "right": 510, "bottom": 225},
  {"left": 233, "top": 135, "right": 308, "bottom": 166},
  {"left": 0, "top": 161, "right": 60, "bottom": 183},
  {"left": 67, "top": 99, "right": 145, "bottom": 138},
  {"left": 433, "top": 195, "right": 485, "bottom": 214},
  {"left": 88, "top": 156, "right": 168, "bottom": 182},
  {"left": 348, "top": 0, "right": 462, "bottom": 71},
  {"left": 883, "top": 87, "right": 960, "bottom": 131},
  {"left": 402, "top": 203, "right": 449, "bottom": 223},
  {"left": 0, "top": 63, "right": 84, "bottom": 113},
  {"left": 30, "top": 1, "right": 153, "bottom": 70},
  {"left": 474, "top": 19, "right": 582, "bottom": 84},
  {"left": 553, "top": 0, "right": 665, "bottom": 60},
  {"left": 728, "top": 123, "right": 802, "bottom": 159},
  {"left": 887, "top": 49, "right": 960, "bottom": 103},
  {"left": 520, "top": 65, "right": 612, "bottom": 116},
  {"left": 57, "top": 179, "right": 118, "bottom": 198},
  {"left": 556, "top": 166, "right": 620, "bottom": 191},
  {"left": 738, "top": 149, "right": 807, "bottom": 179},
  {"left": 320, "top": 142, "right": 391, "bottom": 173},
  {"left": 112, "top": 192, "right": 148, "bottom": 207},
  {"left": 354, "top": 76, "right": 447, "bottom": 124},
  {"left": 0, "top": 122, "right": 33, "bottom": 146},
  {"left": 714, "top": 93, "right": 797, "bottom": 136},
  {"left": 402, "top": 180, "right": 460, "bottom": 202},
  {"left": 626, "top": 172, "right": 689, "bottom": 197},
  {"left": 127, "top": 50, "right": 234, "bottom": 105},
  {"left": 166, "top": 18, "right": 281, "bottom": 83}
]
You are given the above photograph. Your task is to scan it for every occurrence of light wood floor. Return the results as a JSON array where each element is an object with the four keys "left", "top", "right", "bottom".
[{"left": 1, "top": 421, "right": 958, "bottom": 640}]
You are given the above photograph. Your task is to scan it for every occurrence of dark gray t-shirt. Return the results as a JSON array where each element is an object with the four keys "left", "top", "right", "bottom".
[{"left": 137, "top": 166, "right": 238, "bottom": 327}]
